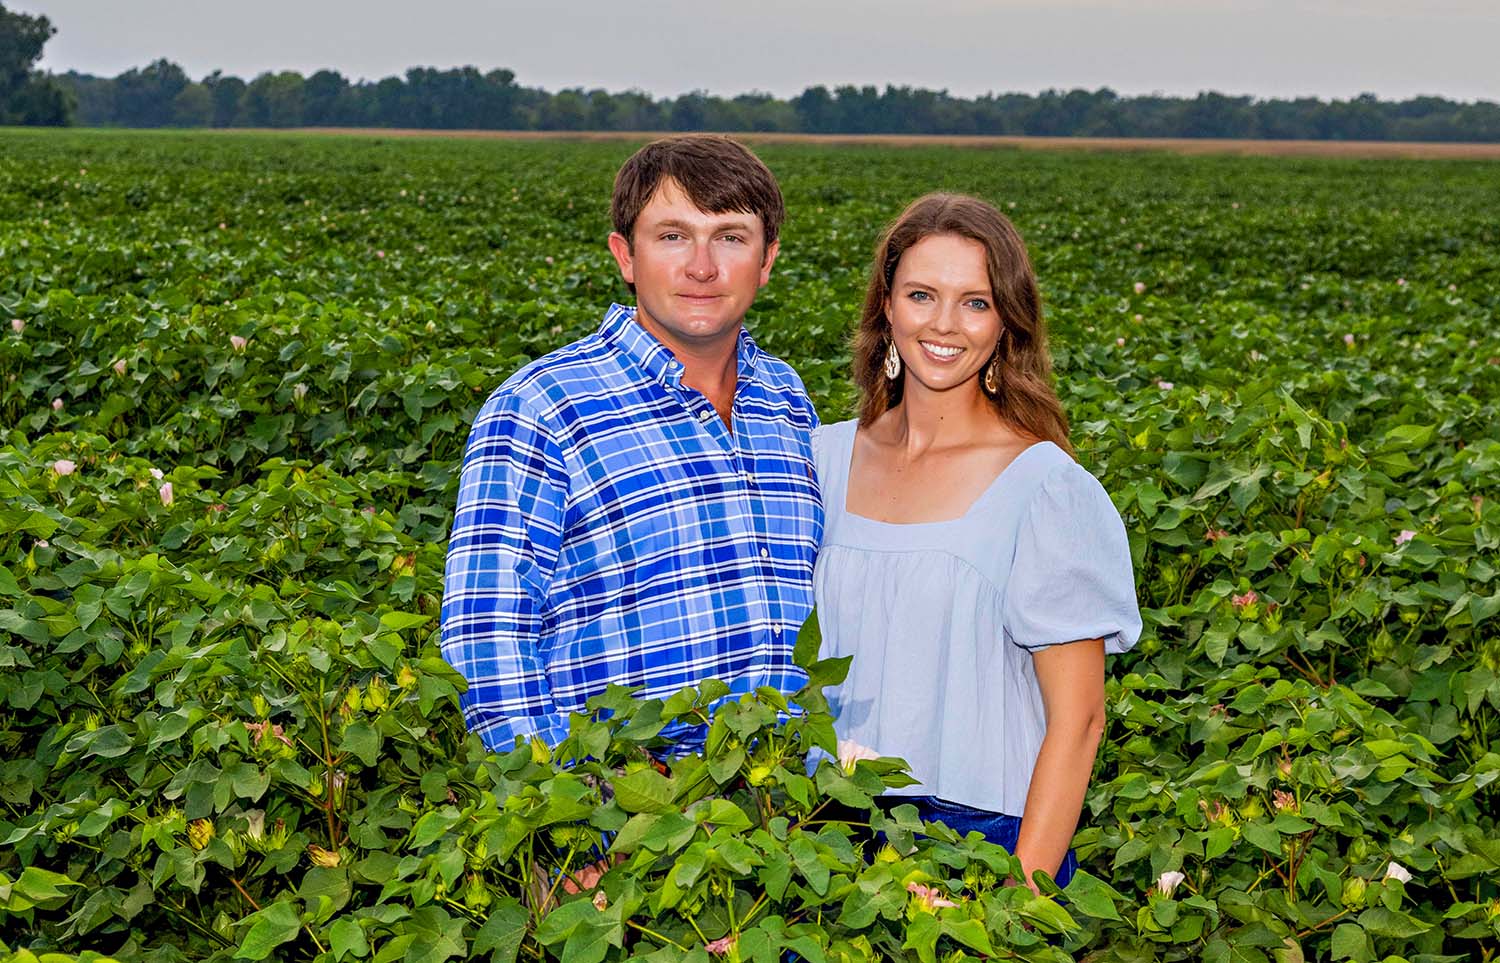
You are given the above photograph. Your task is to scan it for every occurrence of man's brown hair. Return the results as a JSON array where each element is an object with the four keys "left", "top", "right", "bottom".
[{"left": 611, "top": 134, "right": 785, "bottom": 249}]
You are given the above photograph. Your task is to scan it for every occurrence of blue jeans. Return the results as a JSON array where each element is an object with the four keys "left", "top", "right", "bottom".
[{"left": 888, "top": 795, "right": 1078, "bottom": 888}]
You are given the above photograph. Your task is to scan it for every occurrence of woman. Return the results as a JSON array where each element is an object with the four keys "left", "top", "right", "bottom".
[{"left": 814, "top": 193, "right": 1141, "bottom": 890}]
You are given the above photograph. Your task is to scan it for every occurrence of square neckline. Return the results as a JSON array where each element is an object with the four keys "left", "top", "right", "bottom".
[{"left": 836, "top": 420, "right": 1057, "bottom": 528}]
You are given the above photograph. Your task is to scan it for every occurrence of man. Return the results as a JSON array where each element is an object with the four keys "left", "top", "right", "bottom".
[{"left": 441, "top": 135, "right": 822, "bottom": 753}]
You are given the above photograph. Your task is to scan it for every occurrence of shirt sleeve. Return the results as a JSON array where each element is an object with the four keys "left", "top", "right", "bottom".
[
  {"left": 1002, "top": 460, "right": 1142, "bottom": 654},
  {"left": 441, "top": 387, "right": 572, "bottom": 749}
]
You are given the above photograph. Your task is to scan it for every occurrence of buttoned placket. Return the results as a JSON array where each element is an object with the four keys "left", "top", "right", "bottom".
[{"left": 679, "top": 375, "right": 781, "bottom": 653}]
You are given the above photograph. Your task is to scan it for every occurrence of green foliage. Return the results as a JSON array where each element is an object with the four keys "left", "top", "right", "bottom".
[{"left": 2, "top": 131, "right": 1500, "bottom": 961}]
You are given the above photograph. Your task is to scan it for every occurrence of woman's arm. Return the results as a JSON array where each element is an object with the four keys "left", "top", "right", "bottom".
[{"left": 1012, "top": 637, "right": 1107, "bottom": 891}]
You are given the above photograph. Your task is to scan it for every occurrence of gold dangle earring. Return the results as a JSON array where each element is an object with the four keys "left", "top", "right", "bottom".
[
  {"left": 883, "top": 339, "right": 902, "bottom": 380},
  {"left": 983, "top": 345, "right": 1002, "bottom": 394}
]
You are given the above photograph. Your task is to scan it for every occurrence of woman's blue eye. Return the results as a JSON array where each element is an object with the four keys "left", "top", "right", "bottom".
[
  {"left": 908, "top": 290, "right": 931, "bottom": 302},
  {"left": 967, "top": 298, "right": 991, "bottom": 310}
]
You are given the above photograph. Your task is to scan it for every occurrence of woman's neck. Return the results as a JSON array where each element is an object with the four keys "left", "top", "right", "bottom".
[{"left": 883, "top": 380, "right": 999, "bottom": 454}]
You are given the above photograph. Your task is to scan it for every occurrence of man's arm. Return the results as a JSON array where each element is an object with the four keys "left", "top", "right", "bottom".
[{"left": 441, "top": 388, "right": 572, "bottom": 750}]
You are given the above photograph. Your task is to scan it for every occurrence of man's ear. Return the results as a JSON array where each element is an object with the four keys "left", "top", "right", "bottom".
[
  {"left": 757, "top": 238, "right": 781, "bottom": 288},
  {"left": 607, "top": 231, "right": 635, "bottom": 286}
]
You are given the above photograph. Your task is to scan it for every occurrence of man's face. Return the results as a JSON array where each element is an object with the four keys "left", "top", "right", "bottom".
[{"left": 608, "top": 177, "right": 779, "bottom": 354}]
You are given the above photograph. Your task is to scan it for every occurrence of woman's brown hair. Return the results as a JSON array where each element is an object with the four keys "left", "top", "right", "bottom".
[{"left": 852, "top": 192, "right": 1072, "bottom": 456}]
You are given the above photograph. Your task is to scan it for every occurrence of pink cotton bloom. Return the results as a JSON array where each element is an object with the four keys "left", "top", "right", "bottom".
[
  {"left": 51, "top": 398, "right": 64, "bottom": 411},
  {"left": 159, "top": 482, "right": 174, "bottom": 506},
  {"left": 1396, "top": 278, "right": 1407, "bottom": 286},
  {"left": 1205, "top": 528, "right": 1229, "bottom": 542},
  {"left": 545, "top": 256, "right": 555, "bottom": 265},
  {"left": 1231, "top": 590, "right": 1259, "bottom": 609},
  {"left": 1157, "top": 380, "right": 1174, "bottom": 390},
  {"left": 230, "top": 335, "right": 248, "bottom": 352},
  {"left": 1395, "top": 530, "right": 1416, "bottom": 545},
  {"left": 1155, "top": 870, "right": 1186, "bottom": 897},
  {"left": 53, "top": 459, "right": 77, "bottom": 476},
  {"left": 1384, "top": 861, "right": 1413, "bottom": 883},
  {"left": 1116, "top": 337, "right": 1126, "bottom": 347},
  {"left": 375, "top": 249, "right": 386, "bottom": 259},
  {"left": 837, "top": 738, "right": 880, "bottom": 773},
  {"left": 1343, "top": 333, "right": 1355, "bottom": 347},
  {"left": 112, "top": 358, "right": 127, "bottom": 375},
  {"left": 150, "top": 467, "right": 164, "bottom": 480},
  {"left": 1133, "top": 281, "right": 1147, "bottom": 295},
  {"left": 9, "top": 318, "right": 23, "bottom": 334},
  {"left": 705, "top": 935, "right": 736, "bottom": 956},
  {"left": 907, "top": 881, "right": 958, "bottom": 910}
]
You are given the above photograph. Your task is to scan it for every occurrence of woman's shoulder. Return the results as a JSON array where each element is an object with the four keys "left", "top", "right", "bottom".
[
  {"left": 811, "top": 418, "right": 859, "bottom": 483},
  {"left": 1023, "top": 447, "right": 1115, "bottom": 506}
]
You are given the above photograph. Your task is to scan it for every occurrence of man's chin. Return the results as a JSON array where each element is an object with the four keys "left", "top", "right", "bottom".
[{"left": 638, "top": 305, "right": 745, "bottom": 348}]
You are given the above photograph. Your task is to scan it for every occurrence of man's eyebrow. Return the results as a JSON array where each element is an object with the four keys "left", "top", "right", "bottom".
[{"left": 646, "top": 217, "right": 756, "bottom": 233}]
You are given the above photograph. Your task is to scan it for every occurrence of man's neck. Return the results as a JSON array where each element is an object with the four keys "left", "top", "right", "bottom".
[{"left": 635, "top": 312, "right": 741, "bottom": 426}]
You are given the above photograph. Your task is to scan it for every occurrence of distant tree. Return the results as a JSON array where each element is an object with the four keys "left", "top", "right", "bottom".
[
  {"left": 0, "top": 1, "right": 72, "bottom": 124},
  {"left": 171, "top": 82, "right": 212, "bottom": 126},
  {"left": 540, "top": 88, "right": 588, "bottom": 130},
  {"left": 242, "top": 71, "right": 305, "bottom": 127},
  {"left": 302, "top": 69, "right": 349, "bottom": 126},
  {"left": 668, "top": 91, "right": 709, "bottom": 131},
  {"left": 111, "top": 58, "right": 189, "bottom": 127},
  {"left": 57, "top": 70, "right": 110, "bottom": 124},
  {"left": 792, "top": 85, "right": 835, "bottom": 133},
  {"left": 203, "top": 70, "right": 246, "bottom": 126}
]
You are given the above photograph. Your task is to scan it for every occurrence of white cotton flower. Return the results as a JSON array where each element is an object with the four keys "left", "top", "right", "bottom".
[
  {"left": 1155, "top": 870, "right": 1186, "bottom": 897},
  {"left": 1384, "top": 861, "right": 1413, "bottom": 883}
]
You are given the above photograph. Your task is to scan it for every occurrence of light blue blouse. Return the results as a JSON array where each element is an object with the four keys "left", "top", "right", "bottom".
[{"left": 812, "top": 418, "right": 1142, "bottom": 816}]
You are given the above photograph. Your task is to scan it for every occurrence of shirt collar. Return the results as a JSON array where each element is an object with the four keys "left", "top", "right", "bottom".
[{"left": 600, "top": 302, "right": 762, "bottom": 388}]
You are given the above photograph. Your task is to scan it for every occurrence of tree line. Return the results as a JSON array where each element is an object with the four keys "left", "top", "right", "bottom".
[{"left": 4, "top": 4, "right": 1499, "bottom": 141}]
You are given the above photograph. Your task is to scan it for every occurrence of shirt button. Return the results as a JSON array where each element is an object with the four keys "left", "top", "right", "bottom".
[
  {"left": 760, "top": 548, "right": 769, "bottom": 559},
  {"left": 698, "top": 409, "right": 712, "bottom": 421},
  {"left": 773, "top": 625, "right": 783, "bottom": 637}
]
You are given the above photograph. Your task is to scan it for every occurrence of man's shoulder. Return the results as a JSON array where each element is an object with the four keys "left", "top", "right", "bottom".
[
  {"left": 496, "top": 332, "right": 614, "bottom": 399},
  {"left": 749, "top": 348, "right": 815, "bottom": 407},
  {"left": 476, "top": 330, "right": 626, "bottom": 423}
]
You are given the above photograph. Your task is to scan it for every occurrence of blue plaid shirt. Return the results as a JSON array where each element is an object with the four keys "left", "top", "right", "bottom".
[{"left": 442, "top": 303, "right": 823, "bottom": 751}]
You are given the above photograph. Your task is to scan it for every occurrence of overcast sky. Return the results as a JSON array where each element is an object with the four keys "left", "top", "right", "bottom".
[{"left": 18, "top": 0, "right": 1500, "bottom": 103}]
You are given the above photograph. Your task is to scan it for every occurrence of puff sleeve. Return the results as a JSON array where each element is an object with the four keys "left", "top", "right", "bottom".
[{"left": 1002, "top": 460, "right": 1142, "bottom": 654}]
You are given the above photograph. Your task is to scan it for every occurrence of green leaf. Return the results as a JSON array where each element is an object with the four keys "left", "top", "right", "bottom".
[
  {"left": 793, "top": 608, "right": 824, "bottom": 670},
  {"left": 407, "top": 806, "right": 463, "bottom": 848},
  {"left": 611, "top": 767, "right": 677, "bottom": 814},
  {"left": 330, "top": 917, "right": 369, "bottom": 959},
  {"left": 1242, "top": 820, "right": 1282, "bottom": 854},
  {"left": 234, "top": 900, "right": 302, "bottom": 960},
  {"left": 1356, "top": 905, "right": 1431, "bottom": 938},
  {"left": 940, "top": 918, "right": 994, "bottom": 956},
  {"left": 1330, "top": 923, "right": 1371, "bottom": 962},
  {"left": 1379, "top": 424, "right": 1435, "bottom": 451},
  {"left": 1061, "top": 870, "right": 1123, "bottom": 920},
  {"left": 472, "top": 898, "right": 528, "bottom": 963},
  {"left": 340, "top": 721, "right": 382, "bottom": 767},
  {"left": 788, "top": 835, "right": 829, "bottom": 895}
]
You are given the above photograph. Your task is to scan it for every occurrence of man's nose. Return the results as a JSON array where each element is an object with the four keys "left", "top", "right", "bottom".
[{"left": 685, "top": 243, "right": 717, "bottom": 282}]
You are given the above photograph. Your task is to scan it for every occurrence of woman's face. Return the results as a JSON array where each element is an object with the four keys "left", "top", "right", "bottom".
[{"left": 885, "top": 233, "right": 1002, "bottom": 398}]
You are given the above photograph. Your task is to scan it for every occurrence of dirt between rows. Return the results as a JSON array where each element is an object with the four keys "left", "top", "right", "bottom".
[{"left": 229, "top": 128, "right": 1500, "bottom": 160}]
